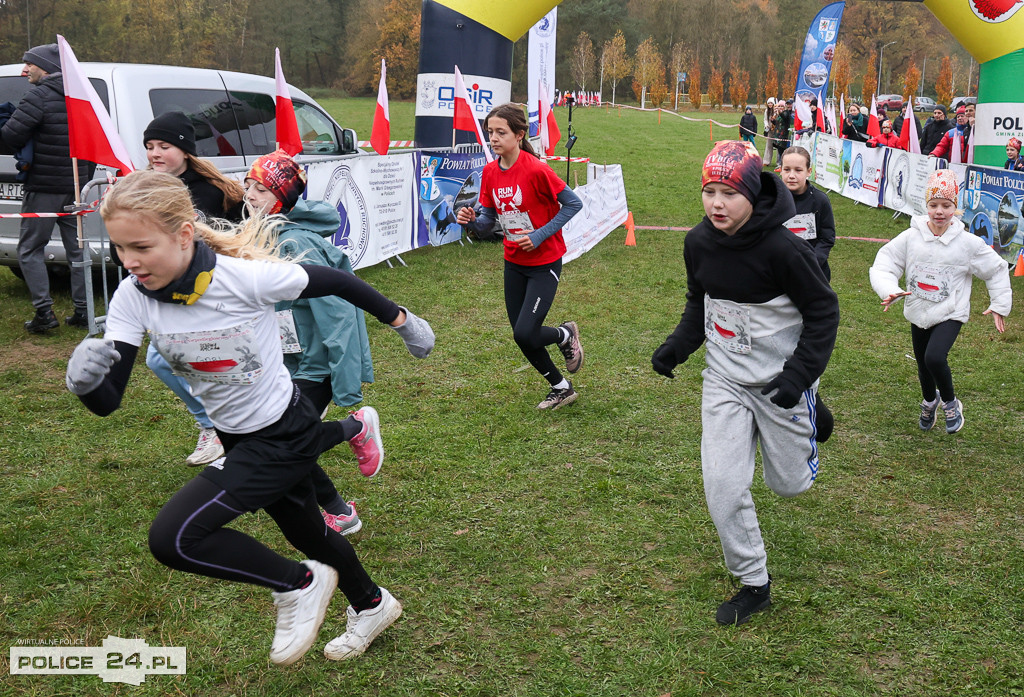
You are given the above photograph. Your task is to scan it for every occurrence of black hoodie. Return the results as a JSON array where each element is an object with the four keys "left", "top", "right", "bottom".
[{"left": 660, "top": 172, "right": 838, "bottom": 393}]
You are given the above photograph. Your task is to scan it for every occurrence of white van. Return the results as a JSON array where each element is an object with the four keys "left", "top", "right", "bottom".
[{"left": 0, "top": 62, "right": 359, "bottom": 274}]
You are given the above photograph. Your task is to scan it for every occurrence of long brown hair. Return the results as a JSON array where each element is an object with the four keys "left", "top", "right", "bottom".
[
  {"left": 185, "top": 153, "right": 245, "bottom": 212},
  {"left": 484, "top": 103, "right": 538, "bottom": 158}
]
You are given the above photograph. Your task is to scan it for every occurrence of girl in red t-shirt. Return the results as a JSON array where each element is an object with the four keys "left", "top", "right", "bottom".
[{"left": 457, "top": 103, "right": 584, "bottom": 410}]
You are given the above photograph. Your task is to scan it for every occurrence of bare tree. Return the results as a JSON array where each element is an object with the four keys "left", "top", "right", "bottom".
[{"left": 633, "top": 37, "right": 663, "bottom": 110}]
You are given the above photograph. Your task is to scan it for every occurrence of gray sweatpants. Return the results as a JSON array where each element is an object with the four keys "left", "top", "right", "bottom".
[
  {"left": 701, "top": 367, "right": 819, "bottom": 587},
  {"left": 18, "top": 191, "right": 86, "bottom": 312}
]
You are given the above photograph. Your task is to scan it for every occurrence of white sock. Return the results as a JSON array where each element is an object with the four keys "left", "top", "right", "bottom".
[
  {"left": 551, "top": 378, "right": 570, "bottom": 390},
  {"left": 557, "top": 327, "right": 569, "bottom": 345}
]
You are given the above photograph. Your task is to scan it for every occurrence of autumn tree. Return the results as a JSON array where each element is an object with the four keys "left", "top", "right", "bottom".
[
  {"left": 368, "top": 0, "right": 421, "bottom": 98},
  {"left": 571, "top": 31, "right": 596, "bottom": 93},
  {"left": 707, "top": 67, "right": 724, "bottom": 109},
  {"left": 935, "top": 56, "right": 954, "bottom": 107},
  {"left": 603, "top": 30, "right": 631, "bottom": 105},
  {"left": 901, "top": 59, "right": 921, "bottom": 103},
  {"left": 669, "top": 41, "right": 686, "bottom": 110},
  {"left": 861, "top": 49, "right": 878, "bottom": 105},
  {"left": 729, "top": 60, "right": 750, "bottom": 110},
  {"left": 763, "top": 56, "right": 778, "bottom": 102},
  {"left": 782, "top": 56, "right": 799, "bottom": 97},
  {"left": 633, "top": 37, "right": 663, "bottom": 109},
  {"left": 832, "top": 43, "right": 852, "bottom": 101},
  {"left": 649, "top": 80, "right": 669, "bottom": 108},
  {"left": 688, "top": 59, "right": 702, "bottom": 110}
]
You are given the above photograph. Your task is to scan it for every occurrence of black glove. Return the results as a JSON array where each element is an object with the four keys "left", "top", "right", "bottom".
[
  {"left": 761, "top": 375, "right": 801, "bottom": 409},
  {"left": 651, "top": 342, "right": 681, "bottom": 379}
]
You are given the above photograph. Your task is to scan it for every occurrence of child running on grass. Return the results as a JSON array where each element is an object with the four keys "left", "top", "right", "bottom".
[
  {"left": 65, "top": 169, "right": 434, "bottom": 665},
  {"left": 456, "top": 103, "right": 584, "bottom": 410},
  {"left": 651, "top": 141, "right": 839, "bottom": 626},
  {"left": 780, "top": 146, "right": 836, "bottom": 281},
  {"left": 869, "top": 169, "right": 1011, "bottom": 434}
]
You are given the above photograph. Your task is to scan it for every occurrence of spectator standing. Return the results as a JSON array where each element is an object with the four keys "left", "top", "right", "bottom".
[
  {"left": 0, "top": 43, "right": 95, "bottom": 333},
  {"left": 739, "top": 107, "right": 758, "bottom": 144},
  {"left": 919, "top": 106, "right": 949, "bottom": 154},
  {"left": 867, "top": 119, "right": 904, "bottom": 150},
  {"left": 841, "top": 104, "right": 868, "bottom": 142},
  {"left": 930, "top": 106, "right": 970, "bottom": 163}
]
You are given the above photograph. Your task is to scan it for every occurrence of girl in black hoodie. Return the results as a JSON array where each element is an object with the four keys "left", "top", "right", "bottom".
[{"left": 780, "top": 146, "right": 835, "bottom": 280}]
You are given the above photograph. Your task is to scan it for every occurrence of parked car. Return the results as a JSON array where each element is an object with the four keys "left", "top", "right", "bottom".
[
  {"left": 875, "top": 94, "right": 904, "bottom": 112},
  {"left": 951, "top": 95, "right": 977, "bottom": 111},
  {"left": 0, "top": 62, "right": 360, "bottom": 275},
  {"left": 913, "top": 96, "right": 937, "bottom": 112}
]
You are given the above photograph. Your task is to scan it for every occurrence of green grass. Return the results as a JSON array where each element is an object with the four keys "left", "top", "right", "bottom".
[{"left": 1, "top": 103, "right": 1023, "bottom": 696}]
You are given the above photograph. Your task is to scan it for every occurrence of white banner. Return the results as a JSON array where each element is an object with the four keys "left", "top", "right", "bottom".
[
  {"left": 527, "top": 9, "right": 557, "bottom": 136},
  {"left": 304, "top": 154, "right": 425, "bottom": 270},
  {"left": 813, "top": 133, "right": 844, "bottom": 193},
  {"left": 563, "top": 164, "right": 629, "bottom": 264},
  {"left": 975, "top": 102, "right": 1024, "bottom": 147},
  {"left": 841, "top": 140, "right": 884, "bottom": 206},
  {"left": 882, "top": 149, "right": 941, "bottom": 216},
  {"left": 415, "top": 73, "right": 512, "bottom": 119}
]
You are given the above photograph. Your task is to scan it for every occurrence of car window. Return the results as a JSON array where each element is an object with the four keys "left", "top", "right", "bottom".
[
  {"left": 294, "top": 101, "right": 341, "bottom": 155},
  {"left": 150, "top": 88, "right": 244, "bottom": 157},
  {"left": 0, "top": 76, "right": 108, "bottom": 111},
  {"left": 228, "top": 90, "right": 276, "bottom": 155}
]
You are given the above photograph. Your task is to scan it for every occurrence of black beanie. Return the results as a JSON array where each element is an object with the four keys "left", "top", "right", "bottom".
[
  {"left": 23, "top": 44, "right": 60, "bottom": 75},
  {"left": 144, "top": 112, "right": 197, "bottom": 156}
]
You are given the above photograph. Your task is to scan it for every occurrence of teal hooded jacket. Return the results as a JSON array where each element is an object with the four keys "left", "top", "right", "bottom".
[{"left": 275, "top": 198, "right": 374, "bottom": 406}]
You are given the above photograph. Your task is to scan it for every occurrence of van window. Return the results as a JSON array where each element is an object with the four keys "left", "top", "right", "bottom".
[
  {"left": 149, "top": 88, "right": 245, "bottom": 157},
  {"left": 0, "top": 76, "right": 108, "bottom": 111},
  {"left": 294, "top": 101, "right": 341, "bottom": 155}
]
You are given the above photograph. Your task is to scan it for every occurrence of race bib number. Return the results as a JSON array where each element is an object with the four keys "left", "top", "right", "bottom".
[
  {"left": 783, "top": 212, "right": 817, "bottom": 240},
  {"left": 704, "top": 297, "right": 751, "bottom": 354},
  {"left": 276, "top": 309, "right": 301, "bottom": 354},
  {"left": 151, "top": 318, "right": 265, "bottom": 385},
  {"left": 497, "top": 210, "right": 534, "bottom": 240},
  {"left": 908, "top": 262, "right": 953, "bottom": 303}
]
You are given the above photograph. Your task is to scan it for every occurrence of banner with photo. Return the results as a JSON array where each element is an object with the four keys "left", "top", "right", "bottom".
[
  {"left": 794, "top": 2, "right": 845, "bottom": 106},
  {"left": 562, "top": 164, "right": 629, "bottom": 264},
  {"left": 812, "top": 133, "right": 846, "bottom": 193},
  {"left": 419, "top": 151, "right": 488, "bottom": 247},
  {"left": 962, "top": 165, "right": 1024, "bottom": 261},
  {"left": 881, "top": 149, "right": 941, "bottom": 216},
  {"left": 305, "top": 154, "right": 427, "bottom": 270},
  {"left": 841, "top": 140, "right": 884, "bottom": 206}
]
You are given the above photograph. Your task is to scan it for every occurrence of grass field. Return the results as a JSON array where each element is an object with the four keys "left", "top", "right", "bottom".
[{"left": 1, "top": 102, "right": 1022, "bottom": 696}]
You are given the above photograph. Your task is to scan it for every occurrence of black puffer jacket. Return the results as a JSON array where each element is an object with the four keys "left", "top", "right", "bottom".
[{"left": 0, "top": 73, "right": 93, "bottom": 194}]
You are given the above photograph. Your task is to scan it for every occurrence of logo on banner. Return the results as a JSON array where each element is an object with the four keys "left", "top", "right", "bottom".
[
  {"left": 323, "top": 164, "right": 369, "bottom": 266},
  {"left": 438, "top": 83, "right": 495, "bottom": 116},
  {"left": 849, "top": 154, "right": 864, "bottom": 189},
  {"left": 418, "top": 79, "right": 437, "bottom": 110},
  {"left": 535, "top": 14, "right": 555, "bottom": 37},
  {"left": 969, "top": 0, "right": 1024, "bottom": 22},
  {"left": 818, "top": 17, "right": 838, "bottom": 41},
  {"left": 891, "top": 153, "right": 910, "bottom": 209}
]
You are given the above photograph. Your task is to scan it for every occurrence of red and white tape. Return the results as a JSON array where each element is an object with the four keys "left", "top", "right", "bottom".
[
  {"left": 540, "top": 156, "right": 591, "bottom": 163},
  {"left": 357, "top": 140, "right": 417, "bottom": 148},
  {"left": 0, "top": 210, "right": 92, "bottom": 218}
]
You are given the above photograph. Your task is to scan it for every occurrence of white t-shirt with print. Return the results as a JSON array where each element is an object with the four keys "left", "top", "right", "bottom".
[{"left": 104, "top": 255, "right": 309, "bottom": 433}]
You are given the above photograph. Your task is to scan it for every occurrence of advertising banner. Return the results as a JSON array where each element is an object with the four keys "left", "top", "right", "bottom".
[
  {"left": 881, "top": 149, "right": 940, "bottom": 216},
  {"left": 527, "top": 9, "right": 557, "bottom": 137},
  {"left": 419, "top": 151, "right": 488, "bottom": 246},
  {"left": 841, "top": 140, "right": 884, "bottom": 206},
  {"left": 812, "top": 133, "right": 845, "bottom": 192},
  {"left": 962, "top": 165, "right": 1024, "bottom": 260},
  {"left": 305, "top": 154, "right": 427, "bottom": 270},
  {"left": 794, "top": 2, "right": 845, "bottom": 105},
  {"left": 562, "top": 164, "right": 629, "bottom": 264}
]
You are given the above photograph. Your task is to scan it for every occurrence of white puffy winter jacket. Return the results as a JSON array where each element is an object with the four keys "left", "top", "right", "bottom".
[{"left": 869, "top": 215, "right": 1012, "bottom": 329}]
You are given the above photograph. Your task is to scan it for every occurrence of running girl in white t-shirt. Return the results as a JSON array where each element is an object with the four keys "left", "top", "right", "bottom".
[{"left": 64, "top": 169, "right": 434, "bottom": 665}]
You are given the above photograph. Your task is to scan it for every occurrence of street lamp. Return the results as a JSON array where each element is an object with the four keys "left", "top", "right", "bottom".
[{"left": 877, "top": 41, "right": 897, "bottom": 96}]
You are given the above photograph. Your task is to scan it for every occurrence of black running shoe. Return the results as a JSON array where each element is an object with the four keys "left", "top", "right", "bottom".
[
  {"left": 25, "top": 309, "right": 59, "bottom": 334},
  {"left": 557, "top": 321, "right": 583, "bottom": 373},
  {"left": 537, "top": 382, "right": 578, "bottom": 410},
  {"left": 716, "top": 579, "right": 771, "bottom": 626},
  {"left": 65, "top": 310, "right": 89, "bottom": 328}
]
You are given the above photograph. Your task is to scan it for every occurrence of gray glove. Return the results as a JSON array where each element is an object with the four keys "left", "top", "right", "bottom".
[
  {"left": 66, "top": 338, "right": 120, "bottom": 395},
  {"left": 391, "top": 306, "right": 434, "bottom": 358}
]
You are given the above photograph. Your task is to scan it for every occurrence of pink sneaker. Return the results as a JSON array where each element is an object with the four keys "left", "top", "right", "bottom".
[
  {"left": 349, "top": 407, "right": 383, "bottom": 477},
  {"left": 323, "top": 503, "right": 363, "bottom": 536}
]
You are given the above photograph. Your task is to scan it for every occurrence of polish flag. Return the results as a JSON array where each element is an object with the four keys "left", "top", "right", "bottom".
[
  {"left": 815, "top": 92, "right": 826, "bottom": 132},
  {"left": 274, "top": 48, "right": 303, "bottom": 156},
  {"left": 370, "top": 59, "right": 390, "bottom": 155},
  {"left": 793, "top": 96, "right": 812, "bottom": 132},
  {"left": 453, "top": 66, "right": 492, "bottom": 162},
  {"left": 967, "top": 126, "right": 975, "bottom": 164},
  {"left": 57, "top": 36, "right": 134, "bottom": 175},
  {"left": 951, "top": 129, "right": 963, "bottom": 163},
  {"left": 867, "top": 95, "right": 881, "bottom": 138},
  {"left": 898, "top": 99, "right": 921, "bottom": 154},
  {"left": 539, "top": 80, "right": 561, "bottom": 156},
  {"left": 839, "top": 93, "right": 847, "bottom": 138},
  {"left": 826, "top": 98, "right": 838, "bottom": 136}
]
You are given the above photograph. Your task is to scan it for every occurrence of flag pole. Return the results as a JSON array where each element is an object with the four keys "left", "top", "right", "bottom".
[{"left": 70, "top": 156, "right": 95, "bottom": 334}]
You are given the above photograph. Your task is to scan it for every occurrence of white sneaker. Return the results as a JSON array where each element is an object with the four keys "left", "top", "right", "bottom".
[
  {"left": 269, "top": 560, "right": 338, "bottom": 665},
  {"left": 323, "top": 587, "right": 402, "bottom": 661},
  {"left": 186, "top": 426, "right": 224, "bottom": 466}
]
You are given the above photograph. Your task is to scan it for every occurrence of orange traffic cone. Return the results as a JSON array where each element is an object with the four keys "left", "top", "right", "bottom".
[
  {"left": 624, "top": 211, "right": 636, "bottom": 246},
  {"left": 1015, "top": 250, "right": 1024, "bottom": 277}
]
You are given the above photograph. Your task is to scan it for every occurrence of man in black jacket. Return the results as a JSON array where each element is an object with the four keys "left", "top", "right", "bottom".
[
  {"left": 1, "top": 43, "right": 94, "bottom": 333},
  {"left": 919, "top": 105, "right": 949, "bottom": 155}
]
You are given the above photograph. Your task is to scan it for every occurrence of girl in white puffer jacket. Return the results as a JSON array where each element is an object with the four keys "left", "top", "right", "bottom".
[{"left": 870, "top": 169, "right": 1011, "bottom": 434}]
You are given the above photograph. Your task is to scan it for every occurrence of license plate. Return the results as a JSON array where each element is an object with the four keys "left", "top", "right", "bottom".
[{"left": 0, "top": 182, "right": 24, "bottom": 200}]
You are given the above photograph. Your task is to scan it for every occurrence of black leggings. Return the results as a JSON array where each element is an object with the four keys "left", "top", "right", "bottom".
[
  {"left": 910, "top": 320, "right": 963, "bottom": 403},
  {"left": 293, "top": 378, "right": 362, "bottom": 507},
  {"left": 504, "top": 259, "right": 564, "bottom": 386}
]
